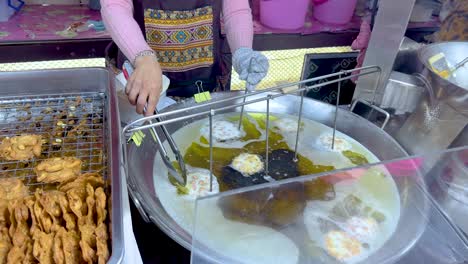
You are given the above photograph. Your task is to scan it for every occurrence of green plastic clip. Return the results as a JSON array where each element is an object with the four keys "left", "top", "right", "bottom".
[{"left": 194, "top": 80, "right": 211, "bottom": 103}]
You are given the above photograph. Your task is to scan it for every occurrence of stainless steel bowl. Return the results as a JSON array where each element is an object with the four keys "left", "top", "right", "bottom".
[{"left": 126, "top": 91, "right": 429, "bottom": 263}]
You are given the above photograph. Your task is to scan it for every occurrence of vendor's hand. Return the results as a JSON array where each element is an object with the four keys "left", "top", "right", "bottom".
[
  {"left": 126, "top": 55, "right": 162, "bottom": 116},
  {"left": 233, "top": 48, "right": 269, "bottom": 91}
]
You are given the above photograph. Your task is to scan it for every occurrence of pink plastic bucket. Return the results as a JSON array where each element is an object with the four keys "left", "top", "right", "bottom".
[
  {"left": 313, "top": 0, "right": 358, "bottom": 25},
  {"left": 260, "top": 0, "right": 310, "bottom": 30}
]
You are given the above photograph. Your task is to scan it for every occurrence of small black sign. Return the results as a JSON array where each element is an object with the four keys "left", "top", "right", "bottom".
[{"left": 301, "top": 52, "right": 358, "bottom": 105}]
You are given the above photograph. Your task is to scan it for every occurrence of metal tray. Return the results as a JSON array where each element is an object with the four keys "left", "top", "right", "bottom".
[{"left": 0, "top": 68, "right": 124, "bottom": 264}]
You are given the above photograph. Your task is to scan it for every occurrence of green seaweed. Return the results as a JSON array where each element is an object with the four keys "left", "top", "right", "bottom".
[
  {"left": 331, "top": 194, "right": 386, "bottom": 223},
  {"left": 342, "top": 150, "right": 369, "bottom": 165},
  {"left": 168, "top": 174, "right": 190, "bottom": 195}
]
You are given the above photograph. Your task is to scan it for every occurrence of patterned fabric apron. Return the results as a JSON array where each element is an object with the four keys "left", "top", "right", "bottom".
[{"left": 116, "top": 0, "right": 225, "bottom": 97}]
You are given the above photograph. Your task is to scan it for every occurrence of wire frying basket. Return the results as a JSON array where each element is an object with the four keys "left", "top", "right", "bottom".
[
  {"left": 0, "top": 92, "right": 107, "bottom": 191},
  {"left": 121, "top": 66, "right": 384, "bottom": 190}
]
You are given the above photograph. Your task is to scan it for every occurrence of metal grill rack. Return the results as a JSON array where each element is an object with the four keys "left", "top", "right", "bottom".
[
  {"left": 0, "top": 92, "right": 107, "bottom": 190},
  {"left": 122, "top": 66, "right": 383, "bottom": 188}
]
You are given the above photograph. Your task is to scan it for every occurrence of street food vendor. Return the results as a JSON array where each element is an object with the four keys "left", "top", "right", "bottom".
[{"left": 101, "top": 0, "right": 269, "bottom": 116}]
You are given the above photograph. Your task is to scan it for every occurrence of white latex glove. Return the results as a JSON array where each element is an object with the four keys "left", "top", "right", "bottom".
[{"left": 233, "top": 47, "right": 269, "bottom": 91}]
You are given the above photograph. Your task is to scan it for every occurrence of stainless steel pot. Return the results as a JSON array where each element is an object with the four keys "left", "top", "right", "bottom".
[
  {"left": 125, "top": 91, "right": 430, "bottom": 263},
  {"left": 395, "top": 42, "right": 468, "bottom": 157}
]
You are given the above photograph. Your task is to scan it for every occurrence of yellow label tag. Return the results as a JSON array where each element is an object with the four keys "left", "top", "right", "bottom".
[
  {"left": 194, "top": 91, "right": 211, "bottom": 103},
  {"left": 129, "top": 130, "right": 145, "bottom": 147},
  {"left": 428, "top": 53, "right": 450, "bottom": 79},
  {"left": 428, "top": 53, "right": 445, "bottom": 66}
]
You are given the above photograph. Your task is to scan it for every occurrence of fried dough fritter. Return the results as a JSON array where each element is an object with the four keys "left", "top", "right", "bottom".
[
  {"left": 33, "top": 198, "right": 53, "bottom": 234},
  {"left": 58, "top": 172, "right": 105, "bottom": 193},
  {"left": 67, "top": 189, "right": 87, "bottom": 226},
  {"left": 0, "top": 179, "right": 29, "bottom": 202},
  {"left": 52, "top": 231, "right": 64, "bottom": 264},
  {"left": 85, "top": 185, "right": 95, "bottom": 226},
  {"left": 79, "top": 224, "right": 97, "bottom": 264},
  {"left": 35, "top": 157, "right": 82, "bottom": 183},
  {"left": 54, "top": 227, "right": 82, "bottom": 264},
  {"left": 36, "top": 190, "right": 64, "bottom": 233},
  {"left": 95, "top": 188, "right": 107, "bottom": 226},
  {"left": 58, "top": 195, "right": 76, "bottom": 232},
  {"left": 8, "top": 200, "right": 30, "bottom": 247},
  {"left": 0, "top": 135, "right": 42, "bottom": 161},
  {"left": 32, "top": 230, "right": 54, "bottom": 264},
  {"left": 0, "top": 153, "right": 111, "bottom": 264},
  {"left": 7, "top": 199, "right": 34, "bottom": 264},
  {"left": 6, "top": 245, "right": 25, "bottom": 264},
  {"left": 24, "top": 197, "right": 39, "bottom": 235},
  {"left": 95, "top": 223, "right": 109, "bottom": 264},
  {"left": 0, "top": 179, "right": 28, "bottom": 224},
  {"left": 0, "top": 225, "right": 11, "bottom": 264}
]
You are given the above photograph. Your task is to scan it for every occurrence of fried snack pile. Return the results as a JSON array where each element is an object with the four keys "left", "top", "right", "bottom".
[
  {"left": 34, "top": 157, "right": 82, "bottom": 184},
  {"left": 0, "top": 135, "right": 42, "bottom": 161},
  {"left": 0, "top": 173, "right": 110, "bottom": 264}
]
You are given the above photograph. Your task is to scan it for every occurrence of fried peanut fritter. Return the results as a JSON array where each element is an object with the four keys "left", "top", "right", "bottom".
[
  {"left": 0, "top": 135, "right": 42, "bottom": 161},
  {"left": 35, "top": 157, "right": 81, "bottom": 183}
]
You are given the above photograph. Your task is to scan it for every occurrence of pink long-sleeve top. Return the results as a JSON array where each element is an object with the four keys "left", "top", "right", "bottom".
[{"left": 101, "top": 0, "right": 254, "bottom": 63}]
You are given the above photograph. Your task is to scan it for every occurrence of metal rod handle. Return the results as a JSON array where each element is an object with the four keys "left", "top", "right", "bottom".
[
  {"left": 294, "top": 90, "right": 305, "bottom": 161},
  {"left": 265, "top": 96, "right": 271, "bottom": 176},
  {"left": 332, "top": 73, "right": 342, "bottom": 150},
  {"left": 209, "top": 109, "right": 214, "bottom": 192},
  {"left": 123, "top": 66, "right": 382, "bottom": 131}
]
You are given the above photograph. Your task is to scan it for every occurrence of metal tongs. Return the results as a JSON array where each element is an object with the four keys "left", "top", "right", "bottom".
[
  {"left": 122, "top": 61, "right": 187, "bottom": 185},
  {"left": 148, "top": 109, "right": 187, "bottom": 186}
]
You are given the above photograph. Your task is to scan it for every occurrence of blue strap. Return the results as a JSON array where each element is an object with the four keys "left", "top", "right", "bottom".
[{"left": 8, "top": 0, "right": 25, "bottom": 12}]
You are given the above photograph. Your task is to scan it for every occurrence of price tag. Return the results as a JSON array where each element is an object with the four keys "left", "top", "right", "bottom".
[{"left": 128, "top": 130, "right": 145, "bottom": 147}]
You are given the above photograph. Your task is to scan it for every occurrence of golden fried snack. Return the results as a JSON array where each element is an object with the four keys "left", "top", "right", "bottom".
[
  {"left": 32, "top": 230, "right": 54, "bottom": 264},
  {"left": 7, "top": 199, "right": 34, "bottom": 264},
  {"left": 67, "top": 189, "right": 87, "bottom": 226},
  {"left": 85, "top": 184, "right": 95, "bottom": 226},
  {"left": 37, "top": 190, "right": 66, "bottom": 233},
  {"left": 79, "top": 224, "right": 97, "bottom": 264},
  {"left": 0, "top": 135, "right": 42, "bottom": 161},
  {"left": 95, "top": 188, "right": 107, "bottom": 226},
  {"left": 0, "top": 179, "right": 28, "bottom": 225},
  {"left": 6, "top": 245, "right": 25, "bottom": 264},
  {"left": 95, "top": 223, "right": 109, "bottom": 264},
  {"left": 58, "top": 195, "right": 76, "bottom": 232},
  {"left": 35, "top": 157, "right": 82, "bottom": 183},
  {"left": 0, "top": 178, "right": 29, "bottom": 201},
  {"left": 33, "top": 198, "right": 53, "bottom": 234},
  {"left": 8, "top": 200, "right": 30, "bottom": 246},
  {"left": 24, "top": 197, "right": 39, "bottom": 235},
  {"left": 58, "top": 172, "right": 105, "bottom": 193},
  {"left": 23, "top": 242, "right": 35, "bottom": 264},
  {"left": 0, "top": 225, "right": 11, "bottom": 264},
  {"left": 52, "top": 231, "right": 64, "bottom": 264},
  {"left": 54, "top": 227, "right": 82, "bottom": 264}
]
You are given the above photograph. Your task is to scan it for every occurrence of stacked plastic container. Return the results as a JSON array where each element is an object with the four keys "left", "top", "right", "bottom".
[
  {"left": 259, "top": 0, "right": 310, "bottom": 30},
  {"left": 0, "top": 0, "right": 24, "bottom": 22},
  {"left": 313, "top": 0, "right": 359, "bottom": 25}
]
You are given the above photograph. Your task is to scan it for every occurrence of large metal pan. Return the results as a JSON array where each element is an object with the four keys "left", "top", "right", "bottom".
[{"left": 124, "top": 91, "right": 430, "bottom": 263}]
